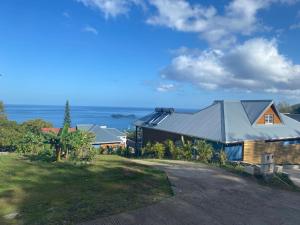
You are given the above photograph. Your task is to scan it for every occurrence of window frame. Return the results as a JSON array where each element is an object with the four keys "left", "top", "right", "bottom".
[{"left": 264, "top": 114, "right": 274, "bottom": 125}]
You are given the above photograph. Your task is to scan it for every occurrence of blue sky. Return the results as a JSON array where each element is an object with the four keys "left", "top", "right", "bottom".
[{"left": 0, "top": 0, "right": 300, "bottom": 108}]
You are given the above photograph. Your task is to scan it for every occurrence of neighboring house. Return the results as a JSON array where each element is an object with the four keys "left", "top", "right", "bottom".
[
  {"left": 41, "top": 127, "right": 76, "bottom": 134},
  {"left": 134, "top": 100, "right": 300, "bottom": 164},
  {"left": 76, "top": 124, "right": 126, "bottom": 149},
  {"left": 285, "top": 113, "right": 300, "bottom": 122}
]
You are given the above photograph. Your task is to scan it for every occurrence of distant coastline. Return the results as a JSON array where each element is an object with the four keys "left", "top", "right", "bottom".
[{"left": 111, "top": 114, "right": 136, "bottom": 119}]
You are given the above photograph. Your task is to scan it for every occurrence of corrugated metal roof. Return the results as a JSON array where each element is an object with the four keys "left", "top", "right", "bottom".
[
  {"left": 285, "top": 114, "right": 300, "bottom": 122},
  {"left": 105, "top": 128, "right": 125, "bottom": 137},
  {"left": 77, "top": 124, "right": 124, "bottom": 144},
  {"left": 241, "top": 100, "right": 272, "bottom": 124},
  {"left": 134, "top": 100, "right": 300, "bottom": 143}
]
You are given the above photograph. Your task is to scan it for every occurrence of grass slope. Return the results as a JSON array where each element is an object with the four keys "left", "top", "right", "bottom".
[{"left": 0, "top": 154, "right": 172, "bottom": 225}]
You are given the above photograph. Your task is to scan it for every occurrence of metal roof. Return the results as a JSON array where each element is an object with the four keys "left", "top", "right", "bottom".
[
  {"left": 134, "top": 100, "right": 300, "bottom": 143},
  {"left": 285, "top": 114, "right": 300, "bottom": 122},
  {"left": 76, "top": 124, "right": 125, "bottom": 144}
]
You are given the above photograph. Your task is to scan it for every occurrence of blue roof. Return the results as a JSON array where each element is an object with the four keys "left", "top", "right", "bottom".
[
  {"left": 134, "top": 100, "right": 300, "bottom": 143},
  {"left": 241, "top": 100, "right": 272, "bottom": 124},
  {"left": 76, "top": 124, "right": 125, "bottom": 144}
]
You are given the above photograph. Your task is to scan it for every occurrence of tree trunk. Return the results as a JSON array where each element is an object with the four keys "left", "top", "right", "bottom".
[{"left": 56, "top": 147, "right": 61, "bottom": 161}]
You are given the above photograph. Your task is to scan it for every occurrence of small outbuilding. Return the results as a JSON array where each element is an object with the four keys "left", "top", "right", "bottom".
[{"left": 76, "top": 124, "right": 126, "bottom": 149}]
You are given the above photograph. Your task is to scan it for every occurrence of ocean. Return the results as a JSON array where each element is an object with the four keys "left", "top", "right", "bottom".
[{"left": 5, "top": 105, "right": 154, "bottom": 131}]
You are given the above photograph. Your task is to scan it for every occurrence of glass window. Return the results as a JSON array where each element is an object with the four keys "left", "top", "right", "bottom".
[{"left": 264, "top": 114, "right": 274, "bottom": 124}]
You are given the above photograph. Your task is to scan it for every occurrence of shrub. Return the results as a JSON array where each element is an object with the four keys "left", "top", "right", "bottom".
[
  {"left": 153, "top": 142, "right": 165, "bottom": 159},
  {"left": 17, "top": 132, "right": 44, "bottom": 155},
  {"left": 180, "top": 141, "right": 193, "bottom": 160},
  {"left": 142, "top": 142, "right": 156, "bottom": 158},
  {"left": 165, "top": 140, "right": 178, "bottom": 159},
  {"left": 217, "top": 150, "right": 227, "bottom": 165},
  {"left": 194, "top": 140, "right": 213, "bottom": 163},
  {"left": 99, "top": 147, "right": 106, "bottom": 154},
  {"left": 85, "top": 147, "right": 97, "bottom": 161}
]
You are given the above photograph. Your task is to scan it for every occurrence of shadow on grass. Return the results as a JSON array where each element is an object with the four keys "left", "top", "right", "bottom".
[{"left": 0, "top": 155, "right": 172, "bottom": 225}]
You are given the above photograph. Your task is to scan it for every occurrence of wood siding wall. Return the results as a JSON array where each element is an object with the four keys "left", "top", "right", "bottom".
[
  {"left": 142, "top": 128, "right": 182, "bottom": 145},
  {"left": 256, "top": 105, "right": 281, "bottom": 125},
  {"left": 243, "top": 140, "right": 300, "bottom": 164}
]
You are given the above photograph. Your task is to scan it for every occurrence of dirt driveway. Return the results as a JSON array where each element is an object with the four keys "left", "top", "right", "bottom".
[{"left": 80, "top": 160, "right": 300, "bottom": 225}]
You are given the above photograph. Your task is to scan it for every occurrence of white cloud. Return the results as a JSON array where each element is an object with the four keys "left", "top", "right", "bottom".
[
  {"left": 77, "top": 0, "right": 143, "bottom": 18},
  {"left": 147, "top": 0, "right": 298, "bottom": 47},
  {"left": 161, "top": 38, "right": 300, "bottom": 95},
  {"left": 82, "top": 25, "right": 99, "bottom": 35},
  {"left": 156, "top": 83, "right": 176, "bottom": 92},
  {"left": 76, "top": 0, "right": 299, "bottom": 46}
]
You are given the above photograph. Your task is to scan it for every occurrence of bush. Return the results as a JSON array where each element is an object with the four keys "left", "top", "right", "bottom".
[
  {"left": 142, "top": 142, "right": 156, "bottom": 158},
  {"left": 17, "top": 132, "right": 44, "bottom": 155},
  {"left": 180, "top": 141, "right": 193, "bottom": 160},
  {"left": 153, "top": 142, "right": 165, "bottom": 159},
  {"left": 194, "top": 140, "right": 213, "bottom": 163},
  {"left": 165, "top": 140, "right": 178, "bottom": 159},
  {"left": 85, "top": 147, "right": 97, "bottom": 161},
  {"left": 217, "top": 150, "right": 227, "bottom": 165}
]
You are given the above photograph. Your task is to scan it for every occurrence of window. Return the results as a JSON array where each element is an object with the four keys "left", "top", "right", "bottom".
[{"left": 264, "top": 114, "right": 274, "bottom": 125}]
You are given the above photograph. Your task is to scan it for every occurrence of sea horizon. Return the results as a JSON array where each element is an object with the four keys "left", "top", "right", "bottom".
[{"left": 4, "top": 104, "right": 197, "bottom": 131}]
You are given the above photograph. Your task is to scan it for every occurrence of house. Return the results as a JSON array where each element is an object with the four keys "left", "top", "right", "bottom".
[
  {"left": 134, "top": 100, "right": 300, "bottom": 164},
  {"left": 41, "top": 127, "right": 76, "bottom": 134},
  {"left": 76, "top": 124, "right": 126, "bottom": 149}
]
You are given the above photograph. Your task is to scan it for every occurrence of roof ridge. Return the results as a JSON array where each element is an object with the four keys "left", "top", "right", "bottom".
[{"left": 220, "top": 101, "right": 226, "bottom": 142}]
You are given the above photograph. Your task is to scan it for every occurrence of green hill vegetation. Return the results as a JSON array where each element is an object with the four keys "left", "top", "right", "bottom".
[{"left": 277, "top": 101, "right": 300, "bottom": 114}]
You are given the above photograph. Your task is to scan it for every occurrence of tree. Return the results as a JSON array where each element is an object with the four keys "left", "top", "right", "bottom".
[
  {"left": 44, "top": 131, "right": 64, "bottom": 161},
  {"left": 63, "top": 100, "right": 71, "bottom": 128},
  {"left": 277, "top": 101, "right": 291, "bottom": 113},
  {"left": 194, "top": 140, "right": 213, "bottom": 163},
  {"left": 64, "top": 130, "right": 95, "bottom": 160},
  {"left": 44, "top": 127, "right": 95, "bottom": 162},
  {"left": 22, "top": 119, "right": 53, "bottom": 134}
]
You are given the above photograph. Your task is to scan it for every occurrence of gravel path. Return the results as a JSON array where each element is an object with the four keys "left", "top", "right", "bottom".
[{"left": 80, "top": 160, "right": 300, "bottom": 225}]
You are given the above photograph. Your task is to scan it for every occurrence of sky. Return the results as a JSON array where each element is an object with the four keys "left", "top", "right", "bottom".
[{"left": 0, "top": 0, "right": 300, "bottom": 109}]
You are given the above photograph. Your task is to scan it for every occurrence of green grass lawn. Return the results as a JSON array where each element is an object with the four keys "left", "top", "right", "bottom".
[{"left": 0, "top": 154, "right": 173, "bottom": 225}]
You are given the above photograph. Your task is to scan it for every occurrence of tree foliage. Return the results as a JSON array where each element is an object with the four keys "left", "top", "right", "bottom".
[
  {"left": 277, "top": 101, "right": 291, "bottom": 113},
  {"left": 0, "top": 119, "right": 24, "bottom": 151},
  {"left": 63, "top": 100, "right": 71, "bottom": 128},
  {"left": 17, "top": 132, "right": 44, "bottom": 155},
  {"left": 22, "top": 119, "right": 53, "bottom": 134}
]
